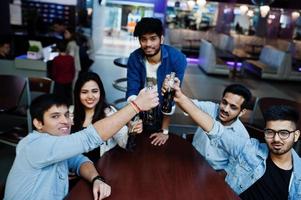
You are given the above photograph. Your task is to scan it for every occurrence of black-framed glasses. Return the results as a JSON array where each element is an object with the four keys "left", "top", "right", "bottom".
[{"left": 264, "top": 128, "right": 296, "bottom": 140}]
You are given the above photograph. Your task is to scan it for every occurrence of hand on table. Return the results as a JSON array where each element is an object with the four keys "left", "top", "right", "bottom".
[
  {"left": 92, "top": 179, "right": 111, "bottom": 200},
  {"left": 150, "top": 132, "right": 169, "bottom": 146}
]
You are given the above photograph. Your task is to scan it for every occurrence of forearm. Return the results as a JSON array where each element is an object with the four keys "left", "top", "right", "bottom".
[
  {"left": 161, "top": 115, "right": 170, "bottom": 130},
  {"left": 93, "top": 104, "right": 136, "bottom": 141},
  {"left": 79, "top": 161, "right": 99, "bottom": 183},
  {"left": 177, "top": 95, "right": 214, "bottom": 133}
]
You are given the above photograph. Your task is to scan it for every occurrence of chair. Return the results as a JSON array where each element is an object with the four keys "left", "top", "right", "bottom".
[
  {"left": 0, "top": 75, "right": 27, "bottom": 146},
  {"left": 198, "top": 39, "right": 230, "bottom": 75},
  {"left": 26, "top": 77, "right": 54, "bottom": 132},
  {"left": 0, "top": 77, "right": 53, "bottom": 146},
  {"left": 243, "top": 46, "right": 291, "bottom": 80}
]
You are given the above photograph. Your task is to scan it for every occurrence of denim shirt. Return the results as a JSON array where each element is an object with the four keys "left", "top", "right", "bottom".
[
  {"left": 208, "top": 121, "right": 301, "bottom": 199},
  {"left": 192, "top": 101, "right": 249, "bottom": 170},
  {"left": 126, "top": 44, "right": 187, "bottom": 105},
  {"left": 4, "top": 125, "right": 103, "bottom": 200}
]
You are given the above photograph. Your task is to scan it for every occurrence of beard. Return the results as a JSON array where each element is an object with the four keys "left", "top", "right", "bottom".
[
  {"left": 268, "top": 140, "right": 295, "bottom": 155},
  {"left": 218, "top": 109, "right": 238, "bottom": 125},
  {"left": 143, "top": 46, "right": 161, "bottom": 58}
]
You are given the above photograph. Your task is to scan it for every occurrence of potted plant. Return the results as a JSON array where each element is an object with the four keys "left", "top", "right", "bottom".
[{"left": 27, "top": 45, "right": 42, "bottom": 60}]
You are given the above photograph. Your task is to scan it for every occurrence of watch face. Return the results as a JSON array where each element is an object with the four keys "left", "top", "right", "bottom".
[{"left": 163, "top": 129, "right": 168, "bottom": 135}]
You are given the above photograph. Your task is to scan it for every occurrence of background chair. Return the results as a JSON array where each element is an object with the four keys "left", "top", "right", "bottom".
[
  {"left": 0, "top": 77, "right": 53, "bottom": 146},
  {"left": 26, "top": 77, "right": 54, "bottom": 132},
  {"left": 198, "top": 39, "right": 230, "bottom": 75},
  {"left": 0, "top": 75, "right": 27, "bottom": 146}
]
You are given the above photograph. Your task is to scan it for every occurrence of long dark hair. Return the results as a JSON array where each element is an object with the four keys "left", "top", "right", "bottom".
[{"left": 72, "top": 72, "right": 109, "bottom": 131}]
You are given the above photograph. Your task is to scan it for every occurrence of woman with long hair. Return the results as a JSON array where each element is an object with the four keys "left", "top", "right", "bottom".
[{"left": 72, "top": 72, "right": 142, "bottom": 161}]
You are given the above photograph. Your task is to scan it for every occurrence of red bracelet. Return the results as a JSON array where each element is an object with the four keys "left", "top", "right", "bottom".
[
  {"left": 131, "top": 101, "right": 142, "bottom": 112},
  {"left": 130, "top": 102, "right": 139, "bottom": 114}
]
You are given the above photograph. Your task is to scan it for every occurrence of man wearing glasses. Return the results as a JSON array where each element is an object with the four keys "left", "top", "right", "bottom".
[{"left": 171, "top": 78, "right": 301, "bottom": 199}]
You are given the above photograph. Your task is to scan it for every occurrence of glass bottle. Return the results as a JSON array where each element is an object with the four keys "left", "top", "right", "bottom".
[
  {"left": 161, "top": 72, "right": 176, "bottom": 114},
  {"left": 143, "top": 80, "right": 159, "bottom": 126},
  {"left": 126, "top": 114, "right": 140, "bottom": 152}
]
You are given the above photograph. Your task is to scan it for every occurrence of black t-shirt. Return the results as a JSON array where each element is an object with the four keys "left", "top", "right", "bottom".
[{"left": 240, "top": 156, "right": 292, "bottom": 200}]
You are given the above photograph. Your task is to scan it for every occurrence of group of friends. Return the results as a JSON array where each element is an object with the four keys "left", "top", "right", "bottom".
[{"left": 4, "top": 17, "right": 301, "bottom": 200}]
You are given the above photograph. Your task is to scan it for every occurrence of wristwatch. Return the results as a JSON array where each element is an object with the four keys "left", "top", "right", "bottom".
[{"left": 162, "top": 129, "right": 169, "bottom": 135}]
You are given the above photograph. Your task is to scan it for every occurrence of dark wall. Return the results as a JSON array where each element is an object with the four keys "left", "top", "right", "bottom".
[
  {"left": 212, "top": 0, "right": 301, "bottom": 9},
  {"left": 0, "top": 0, "right": 11, "bottom": 35}
]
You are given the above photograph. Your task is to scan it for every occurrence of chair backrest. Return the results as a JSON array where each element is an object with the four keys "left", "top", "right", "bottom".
[
  {"left": 257, "top": 97, "right": 301, "bottom": 129},
  {"left": 199, "top": 39, "right": 217, "bottom": 69},
  {"left": 27, "top": 77, "right": 54, "bottom": 103},
  {"left": 26, "top": 77, "right": 54, "bottom": 132},
  {"left": 0, "top": 75, "right": 27, "bottom": 113}
]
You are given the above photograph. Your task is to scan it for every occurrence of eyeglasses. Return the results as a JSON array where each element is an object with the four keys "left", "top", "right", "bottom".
[{"left": 264, "top": 128, "right": 296, "bottom": 140}]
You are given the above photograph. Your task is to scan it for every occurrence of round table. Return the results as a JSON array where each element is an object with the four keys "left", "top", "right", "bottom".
[{"left": 66, "top": 134, "right": 239, "bottom": 200}]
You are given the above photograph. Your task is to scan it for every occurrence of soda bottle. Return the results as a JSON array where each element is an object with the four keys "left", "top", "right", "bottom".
[
  {"left": 143, "top": 80, "right": 159, "bottom": 126},
  {"left": 161, "top": 72, "right": 176, "bottom": 114}
]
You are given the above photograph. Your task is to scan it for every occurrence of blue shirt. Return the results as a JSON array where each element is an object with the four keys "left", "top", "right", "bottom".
[
  {"left": 4, "top": 125, "right": 102, "bottom": 200},
  {"left": 192, "top": 101, "right": 249, "bottom": 170},
  {"left": 126, "top": 44, "right": 187, "bottom": 105},
  {"left": 208, "top": 121, "right": 301, "bottom": 199}
]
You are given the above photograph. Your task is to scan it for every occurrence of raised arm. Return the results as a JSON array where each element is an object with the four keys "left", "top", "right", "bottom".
[
  {"left": 93, "top": 88, "right": 159, "bottom": 141},
  {"left": 172, "top": 78, "right": 215, "bottom": 133}
]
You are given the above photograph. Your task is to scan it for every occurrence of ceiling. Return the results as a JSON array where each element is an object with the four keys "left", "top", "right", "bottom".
[{"left": 209, "top": 0, "right": 301, "bottom": 10}]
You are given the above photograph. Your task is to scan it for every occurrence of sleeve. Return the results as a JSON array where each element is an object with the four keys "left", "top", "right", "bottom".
[
  {"left": 106, "top": 106, "right": 129, "bottom": 149},
  {"left": 126, "top": 53, "right": 143, "bottom": 99},
  {"left": 68, "top": 154, "right": 91, "bottom": 175},
  {"left": 207, "top": 121, "right": 251, "bottom": 159},
  {"left": 174, "top": 51, "right": 187, "bottom": 83},
  {"left": 191, "top": 100, "right": 218, "bottom": 118},
  {"left": 67, "top": 42, "right": 76, "bottom": 57},
  {"left": 25, "top": 125, "right": 103, "bottom": 168}
]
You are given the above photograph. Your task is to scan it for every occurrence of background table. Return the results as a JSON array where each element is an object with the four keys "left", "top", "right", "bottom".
[{"left": 66, "top": 134, "right": 239, "bottom": 200}]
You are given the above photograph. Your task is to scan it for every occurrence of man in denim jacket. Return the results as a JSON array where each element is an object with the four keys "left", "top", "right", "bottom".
[
  {"left": 172, "top": 78, "right": 301, "bottom": 199},
  {"left": 126, "top": 17, "right": 187, "bottom": 146},
  {"left": 191, "top": 84, "right": 251, "bottom": 170},
  {"left": 5, "top": 89, "right": 158, "bottom": 200}
]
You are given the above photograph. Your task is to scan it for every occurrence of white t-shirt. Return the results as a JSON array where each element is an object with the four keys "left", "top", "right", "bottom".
[{"left": 145, "top": 59, "right": 161, "bottom": 90}]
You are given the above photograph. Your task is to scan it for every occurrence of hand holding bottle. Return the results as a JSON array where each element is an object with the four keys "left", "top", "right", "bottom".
[
  {"left": 134, "top": 87, "right": 159, "bottom": 112},
  {"left": 161, "top": 72, "right": 176, "bottom": 114}
]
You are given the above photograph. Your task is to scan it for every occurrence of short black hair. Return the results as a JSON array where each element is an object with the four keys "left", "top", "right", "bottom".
[
  {"left": 30, "top": 94, "right": 67, "bottom": 128},
  {"left": 223, "top": 84, "right": 252, "bottom": 109},
  {"left": 263, "top": 105, "right": 299, "bottom": 128},
  {"left": 134, "top": 17, "right": 163, "bottom": 38},
  {"left": 56, "top": 41, "right": 67, "bottom": 52}
]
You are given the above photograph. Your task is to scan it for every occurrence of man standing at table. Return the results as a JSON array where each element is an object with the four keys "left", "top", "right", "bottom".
[
  {"left": 191, "top": 84, "right": 252, "bottom": 170},
  {"left": 4, "top": 88, "right": 158, "bottom": 200},
  {"left": 171, "top": 79, "right": 301, "bottom": 199},
  {"left": 126, "top": 17, "right": 187, "bottom": 146}
]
